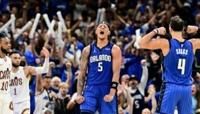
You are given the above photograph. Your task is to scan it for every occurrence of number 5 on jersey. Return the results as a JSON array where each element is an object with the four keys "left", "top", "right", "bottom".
[
  {"left": 177, "top": 58, "right": 186, "bottom": 75},
  {"left": 98, "top": 62, "right": 103, "bottom": 72}
]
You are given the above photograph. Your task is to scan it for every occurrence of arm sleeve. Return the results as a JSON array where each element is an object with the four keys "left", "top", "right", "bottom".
[{"left": 34, "top": 57, "right": 49, "bottom": 74}]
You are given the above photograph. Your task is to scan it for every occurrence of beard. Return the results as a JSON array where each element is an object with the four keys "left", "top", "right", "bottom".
[
  {"left": 1, "top": 47, "right": 9, "bottom": 55},
  {"left": 12, "top": 63, "right": 20, "bottom": 68}
]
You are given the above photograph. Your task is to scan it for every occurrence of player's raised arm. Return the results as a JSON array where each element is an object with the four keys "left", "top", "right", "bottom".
[
  {"left": 104, "top": 45, "right": 122, "bottom": 102},
  {"left": 26, "top": 47, "right": 50, "bottom": 77},
  {"left": 76, "top": 45, "right": 90, "bottom": 104},
  {"left": 139, "top": 27, "right": 169, "bottom": 52},
  {"left": 187, "top": 25, "right": 200, "bottom": 51}
]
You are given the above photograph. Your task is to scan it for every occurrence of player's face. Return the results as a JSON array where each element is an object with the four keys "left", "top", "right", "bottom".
[
  {"left": 43, "top": 78, "right": 51, "bottom": 89},
  {"left": 0, "top": 37, "right": 11, "bottom": 54},
  {"left": 95, "top": 23, "right": 110, "bottom": 40},
  {"left": 11, "top": 53, "right": 21, "bottom": 67}
]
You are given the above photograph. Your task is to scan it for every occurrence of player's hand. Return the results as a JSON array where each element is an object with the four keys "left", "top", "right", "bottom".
[
  {"left": 75, "top": 94, "right": 85, "bottom": 104},
  {"left": 41, "top": 47, "right": 49, "bottom": 58},
  {"left": 104, "top": 94, "right": 114, "bottom": 102},
  {"left": 156, "top": 27, "right": 166, "bottom": 35},
  {"left": 186, "top": 25, "right": 198, "bottom": 34}
]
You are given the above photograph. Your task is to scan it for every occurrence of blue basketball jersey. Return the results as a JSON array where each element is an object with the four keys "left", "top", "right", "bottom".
[
  {"left": 163, "top": 39, "right": 194, "bottom": 85},
  {"left": 86, "top": 42, "right": 113, "bottom": 86}
]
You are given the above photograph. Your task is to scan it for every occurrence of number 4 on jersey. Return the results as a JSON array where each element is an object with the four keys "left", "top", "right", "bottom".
[{"left": 177, "top": 58, "right": 186, "bottom": 75}]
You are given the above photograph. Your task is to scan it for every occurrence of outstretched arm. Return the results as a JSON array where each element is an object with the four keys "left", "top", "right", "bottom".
[
  {"left": 26, "top": 47, "right": 50, "bottom": 77},
  {"left": 77, "top": 45, "right": 90, "bottom": 95}
]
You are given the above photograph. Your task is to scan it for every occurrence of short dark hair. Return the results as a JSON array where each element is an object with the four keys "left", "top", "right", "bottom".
[
  {"left": 0, "top": 32, "right": 8, "bottom": 39},
  {"left": 9, "top": 50, "right": 20, "bottom": 56},
  {"left": 169, "top": 16, "right": 185, "bottom": 31}
]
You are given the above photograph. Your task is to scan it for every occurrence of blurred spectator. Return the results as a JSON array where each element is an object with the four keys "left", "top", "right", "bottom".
[
  {"left": 34, "top": 75, "right": 54, "bottom": 114},
  {"left": 128, "top": 61, "right": 148, "bottom": 114},
  {"left": 54, "top": 83, "right": 70, "bottom": 114},
  {"left": 50, "top": 76, "right": 61, "bottom": 93},
  {"left": 192, "top": 83, "right": 198, "bottom": 114}
]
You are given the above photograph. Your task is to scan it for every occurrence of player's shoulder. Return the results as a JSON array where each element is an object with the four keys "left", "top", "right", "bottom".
[
  {"left": 5, "top": 56, "right": 12, "bottom": 65},
  {"left": 6, "top": 56, "right": 11, "bottom": 61},
  {"left": 188, "top": 38, "right": 200, "bottom": 44},
  {"left": 188, "top": 38, "right": 200, "bottom": 50},
  {"left": 112, "top": 44, "right": 121, "bottom": 52},
  {"left": 158, "top": 38, "right": 169, "bottom": 45},
  {"left": 111, "top": 44, "right": 122, "bottom": 57},
  {"left": 24, "top": 66, "right": 31, "bottom": 72},
  {"left": 82, "top": 45, "right": 91, "bottom": 57}
]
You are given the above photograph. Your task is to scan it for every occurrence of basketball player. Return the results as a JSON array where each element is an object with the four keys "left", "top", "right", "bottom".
[
  {"left": 76, "top": 22, "right": 122, "bottom": 114},
  {"left": 139, "top": 15, "right": 200, "bottom": 114},
  {"left": 9, "top": 47, "right": 49, "bottom": 114},
  {"left": 0, "top": 32, "right": 12, "bottom": 114}
]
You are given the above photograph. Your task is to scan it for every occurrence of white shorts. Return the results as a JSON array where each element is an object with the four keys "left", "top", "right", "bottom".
[
  {"left": 0, "top": 94, "right": 13, "bottom": 114},
  {"left": 13, "top": 100, "right": 30, "bottom": 114}
]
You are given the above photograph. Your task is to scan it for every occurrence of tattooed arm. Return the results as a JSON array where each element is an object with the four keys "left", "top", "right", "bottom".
[{"left": 77, "top": 45, "right": 90, "bottom": 95}]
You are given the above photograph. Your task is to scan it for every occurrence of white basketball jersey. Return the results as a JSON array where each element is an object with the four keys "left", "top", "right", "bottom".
[
  {"left": 34, "top": 90, "right": 49, "bottom": 114},
  {"left": 10, "top": 66, "right": 30, "bottom": 103},
  {"left": 0, "top": 56, "right": 12, "bottom": 94}
]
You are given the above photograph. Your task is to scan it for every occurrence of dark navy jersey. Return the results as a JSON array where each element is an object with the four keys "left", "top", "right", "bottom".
[
  {"left": 86, "top": 42, "right": 113, "bottom": 86},
  {"left": 130, "top": 89, "right": 144, "bottom": 114},
  {"left": 163, "top": 39, "right": 194, "bottom": 85}
]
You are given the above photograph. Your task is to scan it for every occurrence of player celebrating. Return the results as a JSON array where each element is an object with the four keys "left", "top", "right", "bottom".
[
  {"left": 139, "top": 15, "right": 200, "bottom": 114},
  {"left": 0, "top": 32, "right": 12, "bottom": 114},
  {"left": 9, "top": 47, "right": 49, "bottom": 114},
  {"left": 76, "top": 22, "right": 122, "bottom": 114}
]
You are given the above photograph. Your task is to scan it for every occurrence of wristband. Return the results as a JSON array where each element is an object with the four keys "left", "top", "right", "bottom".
[
  {"left": 111, "top": 82, "right": 118, "bottom": 90},
  {"left": 153, "top": 29, "right": 158, "bottom": 34}
]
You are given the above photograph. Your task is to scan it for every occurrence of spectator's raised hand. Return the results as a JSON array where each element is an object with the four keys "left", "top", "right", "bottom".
[{"left": 40, "top": 47, "right": 49, "bottom": 58}]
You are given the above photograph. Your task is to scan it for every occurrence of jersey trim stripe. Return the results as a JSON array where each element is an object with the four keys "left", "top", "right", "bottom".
[{"left": 156, "top": 83, "right": 166, "bottom": 113}]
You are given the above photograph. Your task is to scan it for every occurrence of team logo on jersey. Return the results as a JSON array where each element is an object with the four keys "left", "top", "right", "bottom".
[
  {"left": 93, "top": 49, "right": 96, "bottom": 53},
  {"left": 181, "top": 44, "right": 184, "bottom": 48},
  {"left": 90, "top": 54, "right": 111, "bottom": 63},
  {"left": 10, "top": 77, "right": 22, "bottom": 86},
  {"left": 0, "top": 68, "right": 10, "bottom": 79}
]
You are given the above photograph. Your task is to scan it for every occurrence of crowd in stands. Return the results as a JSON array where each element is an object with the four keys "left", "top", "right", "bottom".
[{"left": 0, "top": 0, "right": 200, "bottom": 114}]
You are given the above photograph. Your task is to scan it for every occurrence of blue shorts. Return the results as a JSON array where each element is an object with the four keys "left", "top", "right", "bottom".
[
  {"left": 80, "top": 85, "right": 117, "bottom": 114},
  {"left": 156, "top": 83, "right": 192, "bottom": 114}
]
